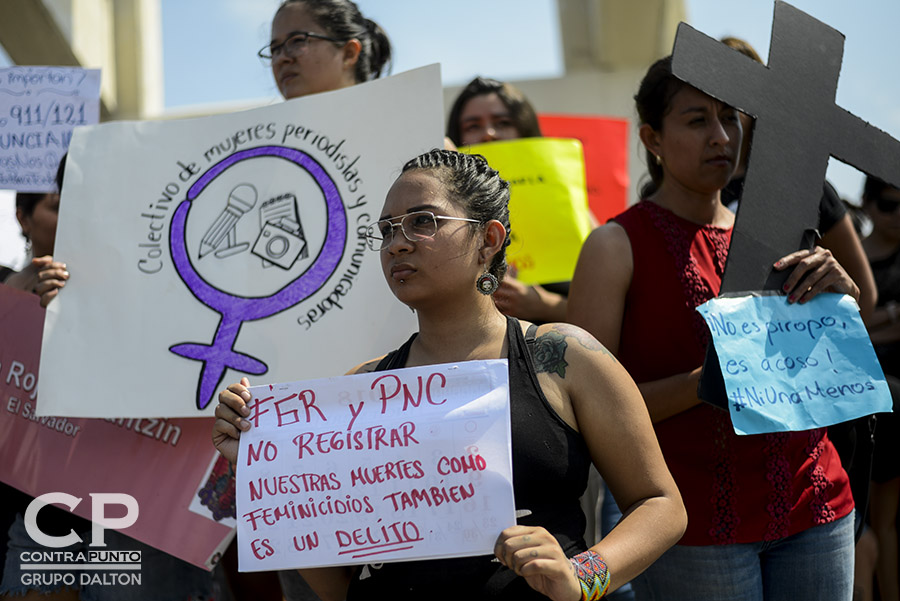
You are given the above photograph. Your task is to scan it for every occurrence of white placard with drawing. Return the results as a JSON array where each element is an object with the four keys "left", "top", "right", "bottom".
[{"left": 37, "top": 65, "right": 443, "bottom": 418}]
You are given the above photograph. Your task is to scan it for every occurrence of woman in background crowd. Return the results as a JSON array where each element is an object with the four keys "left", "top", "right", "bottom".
[
  {"left": 861, "top": 175, "right": 900, "bottom": 601},
  {"left": 3, "top": 157, "right": 68, "bottom": 304},
  {"left": 447, "top": 76, "right": 571, "bottom": 324}
]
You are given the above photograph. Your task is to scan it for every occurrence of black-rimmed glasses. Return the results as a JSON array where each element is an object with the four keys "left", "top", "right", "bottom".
[
  {"left": 258, "top": 31, "right": 341, "bottom": 61},
  {"left": 364, "top": 211, "right": 481, "bottom": 251}
]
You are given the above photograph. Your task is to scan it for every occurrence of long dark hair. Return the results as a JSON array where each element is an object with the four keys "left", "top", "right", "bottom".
[
  {"left": 446, "top": 77, "right": 542, "bottom": 146},
  {"left": 277, "top": 0, "right": 391, "bottom": 82},
  {"left": 634, "top": 56, "right": 687, "bottom": 198}
]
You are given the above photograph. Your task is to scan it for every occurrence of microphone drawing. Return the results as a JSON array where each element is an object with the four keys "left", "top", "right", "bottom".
[
  {"left": 199, "top": 183, "right": 258, "bottom": 259},
  {"left": 168, "top": 146, "right": 348, "bottom": 410}
]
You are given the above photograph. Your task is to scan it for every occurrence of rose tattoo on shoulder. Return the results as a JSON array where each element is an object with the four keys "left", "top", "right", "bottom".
[
  {"left": 532, "top": 324, "right": 617, "bottom": 378},
  {"left": 532, "top": 330, "right": 569, "bottom": 378}
]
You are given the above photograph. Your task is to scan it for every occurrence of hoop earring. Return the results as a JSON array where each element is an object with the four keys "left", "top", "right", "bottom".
[{"left": 476, "top": 269, "right": 499, "bottom": 295}]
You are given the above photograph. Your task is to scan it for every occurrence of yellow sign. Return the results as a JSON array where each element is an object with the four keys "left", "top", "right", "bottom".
[{"left": 462, "top": 138, "right": 593, "bottom": 285}]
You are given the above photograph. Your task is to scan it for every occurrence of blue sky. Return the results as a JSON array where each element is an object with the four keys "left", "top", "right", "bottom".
[
  {"left": 685, "top": 0, "right": 900, "bottom": 203},
  {"left": 1, "top": 0, "right": 897, "bottom": 201},
  {"left": 158, "top": 0, "right": 900, "bottom": 203},
  {"left": 160, "top": 0, "right": 564, "bottom": 107}
]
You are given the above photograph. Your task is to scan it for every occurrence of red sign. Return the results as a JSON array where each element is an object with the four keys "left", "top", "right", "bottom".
[
  {"left": 0, "top": 285, "right": 233, "bottom": 569},
  {"left": 538, "top": 114, "right": 629, "bottom": 224}
]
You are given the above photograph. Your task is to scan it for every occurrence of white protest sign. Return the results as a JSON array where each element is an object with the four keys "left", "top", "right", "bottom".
[
  {"left": 37, "top": 65, "right": 442, "bottom": 418},
  {"left": 236, "top": 360, "right": 515, "bottom": 571},
  {"left": 0, "top": 67, "right": 100, "bottom": 191}
]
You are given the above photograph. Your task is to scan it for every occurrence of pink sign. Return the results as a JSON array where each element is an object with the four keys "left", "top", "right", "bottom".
[{"left": 0, "top": 285, "right": 233, "bottom": 569}]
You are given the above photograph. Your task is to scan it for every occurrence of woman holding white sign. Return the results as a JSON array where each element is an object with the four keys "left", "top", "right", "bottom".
[
  {"left": 568, "top": 56, "right": 859, "bottom": 600},
  {"left": 213, "top": 149, "right": 686, "bottom": 599}
]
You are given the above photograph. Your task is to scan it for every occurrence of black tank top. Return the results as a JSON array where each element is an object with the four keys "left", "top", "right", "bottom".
[{"left": 346, "top": 316, "right": 590, "bottom": 600}]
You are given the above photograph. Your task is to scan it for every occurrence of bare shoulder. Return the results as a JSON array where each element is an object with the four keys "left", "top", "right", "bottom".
[
  {"left": 583, "top": 221, "right": 632, "bottom": 259},
  {"left": 345, "top": 356, "right": 386, "bottom": 376},
  {"left": 530, "top": 322, "right": 617, "bottom": 379},
  {"left": 571, "top": 221, "right": 634, "bottom": 297}
]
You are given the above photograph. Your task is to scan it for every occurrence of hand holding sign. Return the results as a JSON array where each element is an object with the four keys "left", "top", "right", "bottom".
[
  {"left": 225, "top": 361, "right": 515, "bottom": 571},
  {"left": 31, "top": 255, "right": 69, "bottom": 307},
  {"left": 494, "top": 525, "right": 583, "bottom": 601},
  {"left": 213, "top": 376, "right": 253, "bottom": 464},
  {"left": 775, "top": 247, "right": 860, "bottom": 304}
]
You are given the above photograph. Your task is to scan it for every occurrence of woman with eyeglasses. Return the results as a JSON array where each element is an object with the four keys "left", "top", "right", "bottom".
[
  {"left": 861, "top": 176, "right": 900, "bottom": 601},
  {"left": 260, "top": 0, "right": 391, "bottom": 101},
  {"left": 213, "top": 149, "right": 687, "bottom": 600},
  {"left": 568, "top": 56, "right": 860, "bottom": 600}
]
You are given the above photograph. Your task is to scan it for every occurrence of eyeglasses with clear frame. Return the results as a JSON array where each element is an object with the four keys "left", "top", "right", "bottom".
[
  {"left": 258, "top": 31, "right": 342, "bottom": 61},
  {"left": 365, "top": 211, "right": 481, "bottom": 251}
]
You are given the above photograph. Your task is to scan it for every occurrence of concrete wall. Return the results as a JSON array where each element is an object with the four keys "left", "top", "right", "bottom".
[
  {"left": 444, "top": 0, "right": 686, "bottom": 206},
  {"left": 0, "top": 0, "right": 164, "bottom": 120}
]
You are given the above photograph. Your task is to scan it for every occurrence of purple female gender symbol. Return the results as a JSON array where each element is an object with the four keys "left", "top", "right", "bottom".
[{"left": 169, "top": 146, "right": 347, "bottom": 410}]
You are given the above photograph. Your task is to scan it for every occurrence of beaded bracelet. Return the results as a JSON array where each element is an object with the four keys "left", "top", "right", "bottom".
[{"left": 569, "top": 550, "right": 610, "bottom": 600}]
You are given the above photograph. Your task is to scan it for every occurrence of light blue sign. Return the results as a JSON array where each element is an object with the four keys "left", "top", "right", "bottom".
[
  {"left": 0, "top": 67, "right": 101, "bottom": 192},
  {"left": 697, "top": 293, "right": 892, "bottom": 435}
]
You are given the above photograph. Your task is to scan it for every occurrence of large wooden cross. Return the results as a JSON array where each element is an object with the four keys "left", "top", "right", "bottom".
[{"left": 672, "top": 1, "right": 900, "bottom": 292}]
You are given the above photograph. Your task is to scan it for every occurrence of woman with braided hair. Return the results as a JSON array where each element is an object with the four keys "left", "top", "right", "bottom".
[{"left": 213, "top": 149, "right": 686, "bottom": 600}]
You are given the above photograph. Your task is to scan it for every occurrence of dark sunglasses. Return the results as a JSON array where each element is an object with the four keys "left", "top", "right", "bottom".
[{"left": 875, "top": 197, "right": 900, "bottom": 214}]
